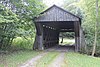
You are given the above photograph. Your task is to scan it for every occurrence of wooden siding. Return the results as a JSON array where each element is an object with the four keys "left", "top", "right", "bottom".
[{"left": 35, "top": 5, "right": 79, "bottom": 22}]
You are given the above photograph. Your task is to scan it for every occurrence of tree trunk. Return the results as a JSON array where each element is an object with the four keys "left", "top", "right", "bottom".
[{"left": 92, "top": 0, "right": 99, "bottom": 56}]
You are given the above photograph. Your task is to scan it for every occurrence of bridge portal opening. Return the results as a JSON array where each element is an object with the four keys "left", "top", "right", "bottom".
[{"left": 59, "top": 32, "right": 75, "bottom": 46}]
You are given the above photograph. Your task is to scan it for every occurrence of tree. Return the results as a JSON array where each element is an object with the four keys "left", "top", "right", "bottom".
[
  {"left": 63, "top": 0, "right": 100, "bottom": 55},
  {"left": 78, "top": 0, "right": 100, "bottom": 55},
  {"left": 0, "top": 0, "right": 46, "bottom": 50},
  {"left": 63, "top": 0, "right": 84, "bottom": 19},
  {"left": 0, "top": 4, "right": 19, "bottom": 49},
  {"left": 92, "top": 0, "right": 99, "bottom": 56}
]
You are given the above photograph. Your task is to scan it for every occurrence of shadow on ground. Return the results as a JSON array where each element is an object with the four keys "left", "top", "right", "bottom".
[{"left": 45, "top": 45, "right": 75, "bottom": 52}]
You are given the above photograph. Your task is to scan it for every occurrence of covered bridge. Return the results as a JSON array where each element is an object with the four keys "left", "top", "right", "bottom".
[{"left": 33, "top": 5, "right": 85, "bottom": 52}]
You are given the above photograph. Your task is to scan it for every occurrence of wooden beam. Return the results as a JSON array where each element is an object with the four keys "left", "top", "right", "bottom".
[
  {"left": 33, "top": 22, "right": 44, "bottom": 50},
  {"left": 74, "top": 21, "right": 80, "bottom": 52}
]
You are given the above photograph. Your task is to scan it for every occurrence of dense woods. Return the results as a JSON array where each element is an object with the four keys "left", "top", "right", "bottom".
[
  {"left": 0, "top": 0, "right": 45, "bottom": 50},
  {"left": 63, "top": 0, "right": 100, "bottom": 56},
  {"left": 0, "top": 0, "right": 100, "bottom": 56}
]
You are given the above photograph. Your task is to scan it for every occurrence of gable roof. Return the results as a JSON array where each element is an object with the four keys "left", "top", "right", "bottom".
[{"left": 35, "top": 5, "right": 81, "bottom": 22}]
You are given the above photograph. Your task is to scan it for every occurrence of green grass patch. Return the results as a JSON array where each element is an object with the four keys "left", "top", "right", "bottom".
[
  {"left": 59, "top": 38, "right": 75, "bottom": 45},
  {"left": 0, "top": 50, "right": 40, "bottom": 67},
  {"left": 65, "top": 52, "right": 100, "bottom": 67},
  {"left": 36, "top": 52, "right": 59, "bottom": 67}
]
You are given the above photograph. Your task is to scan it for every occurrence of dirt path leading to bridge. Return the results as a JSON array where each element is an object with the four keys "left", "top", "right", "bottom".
[
  {"left": 20, "top": 52, "right": 48, "bottom": 67},
  {"left": 20, "top": 52, "right": 67, "bottom": 67},
  {"left": 19, "top": 45, "right": 73, "bottom": 67},
  {"left": 48, "top": 52, "right": 66, "bottom": 67}
]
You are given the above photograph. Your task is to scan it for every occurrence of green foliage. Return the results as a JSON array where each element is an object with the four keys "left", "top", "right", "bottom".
[
  {"left": 63, "top": 0, "right": 100, "bottom": 56},
  {"left": 12, "top": 37, "right": 34, "bottom": 49},
  {"left": 0, "top": 0, "right": 45, "bottom": 50},
  {"left": 60, "top": 32, "right": 74, "bottom": 38},
  {"left": 0, "top": 4, "right": 19, "bottom": 50},
  {"left": 79, "top": 0, "right": 100, "bottom": 55},
  {"left": 63, "top": 0, "right": 84, "bottom": 18},
  {"left": 11, "top": 0, "right": 46, "bottom": 21}
]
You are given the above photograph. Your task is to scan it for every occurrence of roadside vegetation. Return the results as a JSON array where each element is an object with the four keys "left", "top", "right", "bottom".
[
  {"left": 65, "top": 52, "right": 100, "bottom": 67},
  {"left": 0, "top": 50, "right": 41, "bottom": 67}
]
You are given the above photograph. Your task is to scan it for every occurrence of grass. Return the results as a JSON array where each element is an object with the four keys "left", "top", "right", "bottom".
[
  {"left": 0, "top": 50, "right": 100, "bottom": 67},
  {"left": 36, "top": 51, "right": 59, "bottom": 67},
  {"left": 0, "top": 50, "right": 40, "bottom": 67},
  {"left": 65, "top": 52, "right": 100, "bottom": 67},
  {"left": 59, "top": 38, "right": 75, "bottom": 45}
]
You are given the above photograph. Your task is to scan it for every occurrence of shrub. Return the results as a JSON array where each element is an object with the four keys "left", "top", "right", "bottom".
[{"left": 12, "top": 37, "right": 34, "bottom": 49}]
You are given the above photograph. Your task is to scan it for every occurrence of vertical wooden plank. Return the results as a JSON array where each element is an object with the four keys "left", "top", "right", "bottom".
[
  {"left": 78, "top": 23, "right": 81, "bottom": 51},
  {"left": 74, "top": 21, "right": 80, "bottom": 52},
  {"left": 33, "top": 34, "right": 38, "bottom": 50},
  {"left": 33, "top": 22, "right": 44, "bottom": 50},
  {"left": 80, "top": 27, "right": 87, "bottom": 52},
  {"left": 38, "top": 35, "right": 44, "bottom": 50},
  {"left": 74, "top": 21, "right": 77, "bottom": 52}
]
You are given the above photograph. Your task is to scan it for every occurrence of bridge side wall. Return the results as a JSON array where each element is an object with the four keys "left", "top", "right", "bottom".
[
  {"left": 33, "top": 22, "right": 59, "bottom": 50},
  {"left": 74, "top": 21, "right": 81, "bottom": 52}
]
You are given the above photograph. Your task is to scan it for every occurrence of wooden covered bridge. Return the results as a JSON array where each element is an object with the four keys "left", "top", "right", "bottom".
[{"left": 33, "top": 5, "right": 86, "bottom": 52}]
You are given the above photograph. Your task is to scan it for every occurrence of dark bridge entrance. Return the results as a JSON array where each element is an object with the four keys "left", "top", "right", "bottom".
[{"left": 33, "top": 5, "right": 83, "bottom": 52}]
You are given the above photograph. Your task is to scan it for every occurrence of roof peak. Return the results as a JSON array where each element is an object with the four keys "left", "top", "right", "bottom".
[
  {"left": 52, "top": 4, "right": 57, "bottom": 6},
  {"left": 51, "top": 4, "right": 59, "bottom": 7},
  {"left": 40, "top": 5, "right": 81, "bottom": 19}
]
